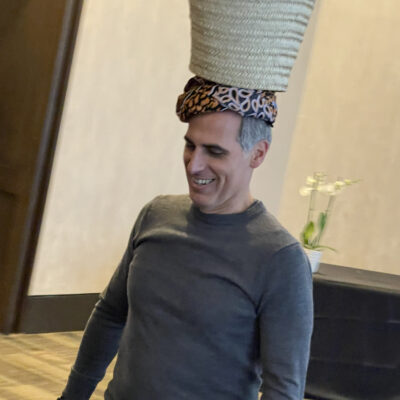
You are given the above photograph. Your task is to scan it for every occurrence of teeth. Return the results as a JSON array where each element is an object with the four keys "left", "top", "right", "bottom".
[{"left": 194, "top": 178, "right": 214, "bottom": 185}]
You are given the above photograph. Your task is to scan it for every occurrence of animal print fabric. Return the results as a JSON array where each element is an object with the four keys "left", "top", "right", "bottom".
[{"left": 176, "top": 76, "right": 277, "bottom": 126}]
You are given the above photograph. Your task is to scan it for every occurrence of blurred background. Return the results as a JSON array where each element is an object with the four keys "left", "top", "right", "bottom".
[{"left": 0, "top": 0, "right": 399, "bottom": 334}]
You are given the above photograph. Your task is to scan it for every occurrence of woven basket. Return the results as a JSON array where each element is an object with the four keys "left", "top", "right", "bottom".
[{"left": 189, "top": 0, "right": 316, "bottom": 91}]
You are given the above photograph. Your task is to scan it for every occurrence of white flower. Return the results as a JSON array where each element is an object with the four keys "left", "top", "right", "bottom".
[
  {"left": 318, "top": 183, "right": 339, "bottom": 195},
  {"left": 306, "top": 176, "right": 317, "bottom": 185},
  {"left": 314, "top": 172, "right": 327, "bottom": 184},
  {"left": 299, "top": 172, "right": 359, "bottom": 251},
  {"left": 334, "top": 180, "right": 346, "bottom": 189},
  {"left": 299, "top": 186, "right": 313, "bottom": 196}
]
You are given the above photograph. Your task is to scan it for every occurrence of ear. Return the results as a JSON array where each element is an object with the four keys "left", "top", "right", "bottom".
[{"left": 249, "top": 140, "right": 269, "bottom": 169}]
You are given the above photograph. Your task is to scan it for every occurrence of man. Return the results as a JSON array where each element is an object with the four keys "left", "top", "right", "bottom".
[{"left": 59, "top": 77, "right": 313, "bottom": 400}]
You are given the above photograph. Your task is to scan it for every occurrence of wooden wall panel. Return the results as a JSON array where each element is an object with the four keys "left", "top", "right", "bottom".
[
  {"left": 0, "top": 192, "right": 15, "bottom": 267},
  {"left": 0, "top": 0, "right": 83, "bottom": 333}
]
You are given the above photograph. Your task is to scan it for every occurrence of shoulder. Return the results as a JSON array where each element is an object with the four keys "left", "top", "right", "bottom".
[
  {"left": 134, "top": 194, "right": 192, "bottom": 228},
  {"left": 129, "top": 194, "right": 191, "bottom": 244},
  {"left": 148, "top": 194, "right": 191, "bottom": 210},
  {"left": 250, "top": 204, "right": 299, "bottom": 256},
  {"left": 144, "top": 194, "right": 192, "bottom": 217},
  {"left": 248, "top": 204, "right": 311, "bottom": 279}
]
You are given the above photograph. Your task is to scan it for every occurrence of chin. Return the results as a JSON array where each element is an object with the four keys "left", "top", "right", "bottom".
[{"left": 189, "top": 191, "right": 214, "bottom": 212}]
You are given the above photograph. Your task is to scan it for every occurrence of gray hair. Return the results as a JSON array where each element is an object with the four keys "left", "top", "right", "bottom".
[{"left": 237, "top": 117, "right": 272, "bottom": 152}]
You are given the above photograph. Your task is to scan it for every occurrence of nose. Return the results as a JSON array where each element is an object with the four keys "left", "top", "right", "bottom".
[{"left": 186, "top": 148, "right": 205, "bottom": 174}]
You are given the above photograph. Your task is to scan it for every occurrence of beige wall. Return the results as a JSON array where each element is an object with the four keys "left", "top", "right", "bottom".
[
  {"left": 279, "top": 0, "right": 400, "bottom": 275},
  {"left": 29, "top": 0, "right": 192, "bottom": 295},
  {"left": 252, "top": 0, "right": 320, "bottom": 210},
  {"left": 28, "top": 0, "right": 318, "bottom": 295}
]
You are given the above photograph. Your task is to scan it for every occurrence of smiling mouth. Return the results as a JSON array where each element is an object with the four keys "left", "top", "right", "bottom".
[{"left": 192, "top": 177, "right": 215, "bottom": 186}]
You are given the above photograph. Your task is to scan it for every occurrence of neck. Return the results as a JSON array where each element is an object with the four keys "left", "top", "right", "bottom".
[{"left": 200, "top": 193, "right": 254, "bottom": 215}]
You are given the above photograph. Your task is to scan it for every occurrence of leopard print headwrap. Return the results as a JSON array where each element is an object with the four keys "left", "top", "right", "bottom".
[{"left": 176, "top": 76, "right": 277, "bottom": 127}]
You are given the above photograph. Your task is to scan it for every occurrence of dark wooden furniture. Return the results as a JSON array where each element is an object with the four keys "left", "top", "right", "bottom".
[{"left": 306, "top": 264, "right": 400, "bottom": 400}]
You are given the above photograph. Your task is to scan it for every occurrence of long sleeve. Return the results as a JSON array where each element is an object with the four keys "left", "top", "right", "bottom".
[
  {"left": 258, "top": 243, "right": 314, "bottom": 400},
  {"left": 59, "top": 204, "right": 151, "bottom": 399},
  {"left": 59, "top": 304, "right": 125, "bottom": 399}
]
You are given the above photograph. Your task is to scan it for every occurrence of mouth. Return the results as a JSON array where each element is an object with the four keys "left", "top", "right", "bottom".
[{"left": 191, "top": 177, "right": 215, "bottom": 186}]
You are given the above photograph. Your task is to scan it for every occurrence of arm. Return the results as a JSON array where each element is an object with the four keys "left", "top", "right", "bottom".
[
  {"left": 59, "top": 203, "right": 151, "bottom": 399},
  {"left": 258, "top": 243, "right": 313, "bottom": 400},
  {"left": 59, "top": 300, "right": 126, "bottom": 399},
  {"left": 59, "top": 242, "right": 132, "bottom": 399}
]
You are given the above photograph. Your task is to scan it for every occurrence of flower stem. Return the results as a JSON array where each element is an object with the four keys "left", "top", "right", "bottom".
[
  {"left": 315, "top": 195, "right": 335, "bottom": 246},
  {"left": 307, "top": 186, "right": 317, "bottom": 224}
]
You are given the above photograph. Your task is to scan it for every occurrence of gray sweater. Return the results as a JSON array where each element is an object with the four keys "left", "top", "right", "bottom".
[{"left": 61, "top": 195, "right": 313, "bottom": 400}]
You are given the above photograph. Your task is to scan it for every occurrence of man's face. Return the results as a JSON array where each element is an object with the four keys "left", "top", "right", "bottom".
[{"left": 183, "top": 111, "right": 253, "bottom": 214}]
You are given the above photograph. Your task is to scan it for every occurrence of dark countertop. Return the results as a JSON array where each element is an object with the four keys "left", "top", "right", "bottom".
[{"left": 315, "top": 263, "right": 400, "bottom": 295}]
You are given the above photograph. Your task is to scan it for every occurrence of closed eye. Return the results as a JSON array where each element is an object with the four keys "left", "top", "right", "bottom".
[
  {"left": 184, "top": 137, "right": 195, "bottom": 151},
  {"left": 205, "top": 146, "right": 227, "bottom": 157},
  {"left": 184, "top": 136, "right": 228, "bottom": 157},
  {"left": 206, "top": 148, "right": 225, "bottom": 157},
  {"left": 184, "top": 142, "right": 195, "bottom": 152}
]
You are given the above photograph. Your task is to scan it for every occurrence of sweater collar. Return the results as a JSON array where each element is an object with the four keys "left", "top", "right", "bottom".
[{"left": 190, "top": 199, "right": 265, "bottom": 225}]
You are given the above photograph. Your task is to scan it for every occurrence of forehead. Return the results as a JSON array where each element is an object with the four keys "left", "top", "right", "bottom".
[{"left": 186, "top": 111, "right": 242, "bottom": 147}]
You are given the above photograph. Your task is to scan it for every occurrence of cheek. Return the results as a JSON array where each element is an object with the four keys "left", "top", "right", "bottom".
[{"left": 223, "top": 165, "right": 247, "bottom": 187}]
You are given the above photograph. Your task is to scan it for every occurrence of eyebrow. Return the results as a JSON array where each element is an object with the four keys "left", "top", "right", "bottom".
[{"left": 184, "top": 136, "right": 229, "bottom": 154}]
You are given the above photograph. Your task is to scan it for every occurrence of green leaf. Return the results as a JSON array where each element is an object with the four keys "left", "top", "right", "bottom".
[
  {"left": 318, "top": 212, "right": 327, "bottom": 232},
  {"left": 301, "top": 221, "right": 315, "bottom": 245}
]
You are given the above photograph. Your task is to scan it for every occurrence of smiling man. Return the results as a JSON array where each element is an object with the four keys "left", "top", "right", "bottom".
[
  {"left": 59, "top": 77, "right": 313, "bottom": 400},
  {"left": 178, "top": 76, "right": 276, "bottom": 216},
  {"left": 183, "top": 111, "right": 258, "bottom": 214}
]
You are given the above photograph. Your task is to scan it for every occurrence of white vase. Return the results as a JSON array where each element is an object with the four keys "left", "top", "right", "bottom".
[{"left": 304, "top": 249, "right": 322, "bottom": 273}]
